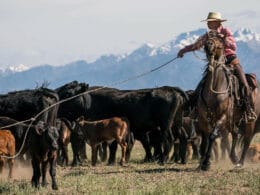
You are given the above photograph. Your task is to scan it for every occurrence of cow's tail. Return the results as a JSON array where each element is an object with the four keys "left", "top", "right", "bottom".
[{"left": 121, "top": 117, "right": 134, "bottom": 162}]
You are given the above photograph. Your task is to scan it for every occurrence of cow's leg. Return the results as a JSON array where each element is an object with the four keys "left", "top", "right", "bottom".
[
  {"left": 70, "top": 133, "right": 83, "bottom": 166},
  {"left": 0, "top": 159, "right": 4, "bottom": 174},
  {"left": 125, "top": 132, "right": 135, "bottom": 163},
  {"left": 179, "top": 135, "right": 188, "bottom": 164},
  {"left": 31, "top": 158, "right": 41, "bottom": 188},
  {"left": 41, "top": 160, "right": 48, "bottom": 187},
  {"left": 99, "top": 142, "right": 108, "bottom": 162},
  {"left": 70, "top": 137, "right": 82, "bottom": 166},
  {"left": 57, "top": 148, "right": 62, "bottom": 165},
  {"left": 171, "top": 142, "right": 180, "bottom": 162},
  {"left": 79, "top": 142, "right": 87, "bottom": 162},
  {"left": 64, "top": 146, "right": 69, "bottom": 166},
  {"left": 108, "top": 141, "right": 117, "bottom": 165},
  {"left": 161, "top": 129, "right": 174, "bottom": 164},
  {"left": 119, "top": 141, "right": 127, "bottom": 166},
  {"left": 192, "top": 137, "right": 201, "bottom": 160},
  {"left": 91, "top": 145, "right": 98, "bottom": 166},
  {"left": 139, "top": 135, "right": 153, "bottom": 162},
  {"left": 153, "top": 140, "right": 162, "bottom": 162},
  {"left": 49, "top": 157, "right": 58, "bottom": 190}
]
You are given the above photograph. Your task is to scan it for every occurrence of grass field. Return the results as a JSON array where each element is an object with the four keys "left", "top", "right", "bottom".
[{"left": 0, "top": 135, "right": 260, "bottom": 194}]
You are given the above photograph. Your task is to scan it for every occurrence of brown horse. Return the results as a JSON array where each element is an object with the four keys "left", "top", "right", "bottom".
[{"left": 197, "top": 32, "right": 257, "bottom": 170}]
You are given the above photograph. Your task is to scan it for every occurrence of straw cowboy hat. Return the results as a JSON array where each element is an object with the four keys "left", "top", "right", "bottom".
[{"left": 201, "top": 12, "right": 227, "bottom": 22}]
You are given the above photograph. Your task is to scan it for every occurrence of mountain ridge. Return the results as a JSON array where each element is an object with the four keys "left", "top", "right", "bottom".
[{"left": 0, "top": 28, "right": 259, "bottom": 93}]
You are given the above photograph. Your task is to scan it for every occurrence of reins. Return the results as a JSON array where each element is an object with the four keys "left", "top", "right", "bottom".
[{"left": 206, "top": 36, "right": 231, "bottom": 94}]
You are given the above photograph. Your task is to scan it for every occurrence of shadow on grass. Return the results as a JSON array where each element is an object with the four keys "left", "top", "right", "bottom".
[
  {"left": 135, "top": 167, "right": 196, "bottom": 174},
  {"left": 63, "top": 170, "right": 87, "bottom": 177}
]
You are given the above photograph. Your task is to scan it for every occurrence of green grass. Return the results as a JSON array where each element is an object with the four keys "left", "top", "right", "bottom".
[{"left": 0, "top": 134, "right": 260, "bottom": 194}]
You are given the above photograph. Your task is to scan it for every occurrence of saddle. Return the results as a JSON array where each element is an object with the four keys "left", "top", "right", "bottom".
[{"left": 231, "top": 72, "right": 257, "bottom": 111}]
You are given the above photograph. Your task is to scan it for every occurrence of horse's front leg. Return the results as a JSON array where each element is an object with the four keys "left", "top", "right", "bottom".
[
  {"left": 199, "top": 132, "right": 208, "bottom": 169},
  {"left": 201, "top": 114, "right": 226, "bottom": 171}
]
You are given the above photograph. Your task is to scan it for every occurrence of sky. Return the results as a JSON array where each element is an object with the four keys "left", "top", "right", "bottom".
[{"left": 1, "top": 0, "right": 260, "bottom": 69}]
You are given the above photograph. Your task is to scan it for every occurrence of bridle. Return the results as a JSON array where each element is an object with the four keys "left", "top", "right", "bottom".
[{"left": 204, "top": 33, "right": 231, "bottom": 94}]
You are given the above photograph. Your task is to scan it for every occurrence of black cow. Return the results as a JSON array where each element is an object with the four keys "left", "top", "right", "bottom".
[
  {"left": 0, "top": 87, "right": 59, "bottom": 126},
  {"left": 56, "top": 81, "right": 189, "bottom": 165},
  {"left": 0, "top": 117, "right": 59, "bottom": 189},
  {"left": 82, "top": 85, "right": 189, "bottom": 164},
  {"left": 55, "top": 81, "right": 90, "bottom": 165},
  {"left": 30, "top": 121, "right": 59, "bottom": 190}
]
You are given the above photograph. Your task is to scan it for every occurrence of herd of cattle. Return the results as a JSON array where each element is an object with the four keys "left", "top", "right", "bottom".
[{"left": 0, "top": 80, "right": 259, "bottom": 190}]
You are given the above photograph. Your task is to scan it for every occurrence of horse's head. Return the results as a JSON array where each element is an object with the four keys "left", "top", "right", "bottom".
[{"left": 204, "top": 31, "right": 225, "bottom": 64}]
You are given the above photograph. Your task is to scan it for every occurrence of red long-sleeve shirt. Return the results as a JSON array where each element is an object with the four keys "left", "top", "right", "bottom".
[{"left": 183, "top": 25, "right": 236, "bottom": 56}]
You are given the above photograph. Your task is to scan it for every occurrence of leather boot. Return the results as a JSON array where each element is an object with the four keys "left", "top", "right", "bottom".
[
  {"left": 233, "top": 64, "right": 257, "bottom": 123},
  {"left": 244, "top": 95, "right": 257, "bottom": 123}
]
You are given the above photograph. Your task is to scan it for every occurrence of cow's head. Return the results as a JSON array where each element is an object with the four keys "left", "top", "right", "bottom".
[
  {"left": 35, "top": 120, "right": 59, "bottom": 150},
  {"left": 35, "top": 121, "right": 46, "bottom": 135}
]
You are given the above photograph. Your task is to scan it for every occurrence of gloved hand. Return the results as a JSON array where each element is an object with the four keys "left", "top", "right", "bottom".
[
  {"left": 177, "top": 48, "right": 186, "bottom": 58},
  {"left": 217, "top": 33, "right": 225, "bottom": 39}
]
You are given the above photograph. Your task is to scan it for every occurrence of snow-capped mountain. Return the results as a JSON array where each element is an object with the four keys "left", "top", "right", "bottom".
[
  {"left": 0, "top": 28, "right": 260, "bottom": 94},
  {"left": 0, "top": 64, "right": 29, "bottom": 76}
]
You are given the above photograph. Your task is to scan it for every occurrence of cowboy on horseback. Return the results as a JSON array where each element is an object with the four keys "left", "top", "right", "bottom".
[{"left": 177, "top": 12, "right": 257, "bottom": 123}]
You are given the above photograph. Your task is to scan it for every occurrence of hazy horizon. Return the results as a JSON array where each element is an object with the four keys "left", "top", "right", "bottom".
[{"left": 1, "top": 0, "right": 260, "bottom": 69}]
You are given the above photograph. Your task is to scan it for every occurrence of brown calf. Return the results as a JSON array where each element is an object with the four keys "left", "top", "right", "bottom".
[
  {"left": 75, "top": 116, "right": 129, "bottom": 166},
  {"left": 245, "top": 144, "right": 260, "bottom": 163},
  {"left": 0, "top": 130, "right": 15, "bottom": 178},
  {"left": 56, "top": 118, "right": 72, "bottom": 166}
]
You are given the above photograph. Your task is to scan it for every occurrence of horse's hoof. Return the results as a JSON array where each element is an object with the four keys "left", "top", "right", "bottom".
[
  {"left": 181, "top": 159, "right": 187, "bottom": 164},
  {"left": 234, "top": 163, "right": 243, "bottom": 169},
  {"left": 52, "top": 184, "right": 58, "bottom": 190},
  {"left": 201, "top": 163, "right": 210, "bottom": 171},
  {"left": 230, "top": 156, "right": 239, "bottom": 165},
  {"left": 158, "top": 161, "right": 165, "bottom": 166}
]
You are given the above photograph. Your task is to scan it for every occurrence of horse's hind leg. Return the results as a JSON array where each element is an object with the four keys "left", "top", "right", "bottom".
[
  {"left": 221, "top": 132, "right": 231, "bottom": 160},
  {"left": 237, "top": 124, "right": 255, "bottom": 167},
  {"left": 230, "top": 131, "right": 239, "bottom": 164}
]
